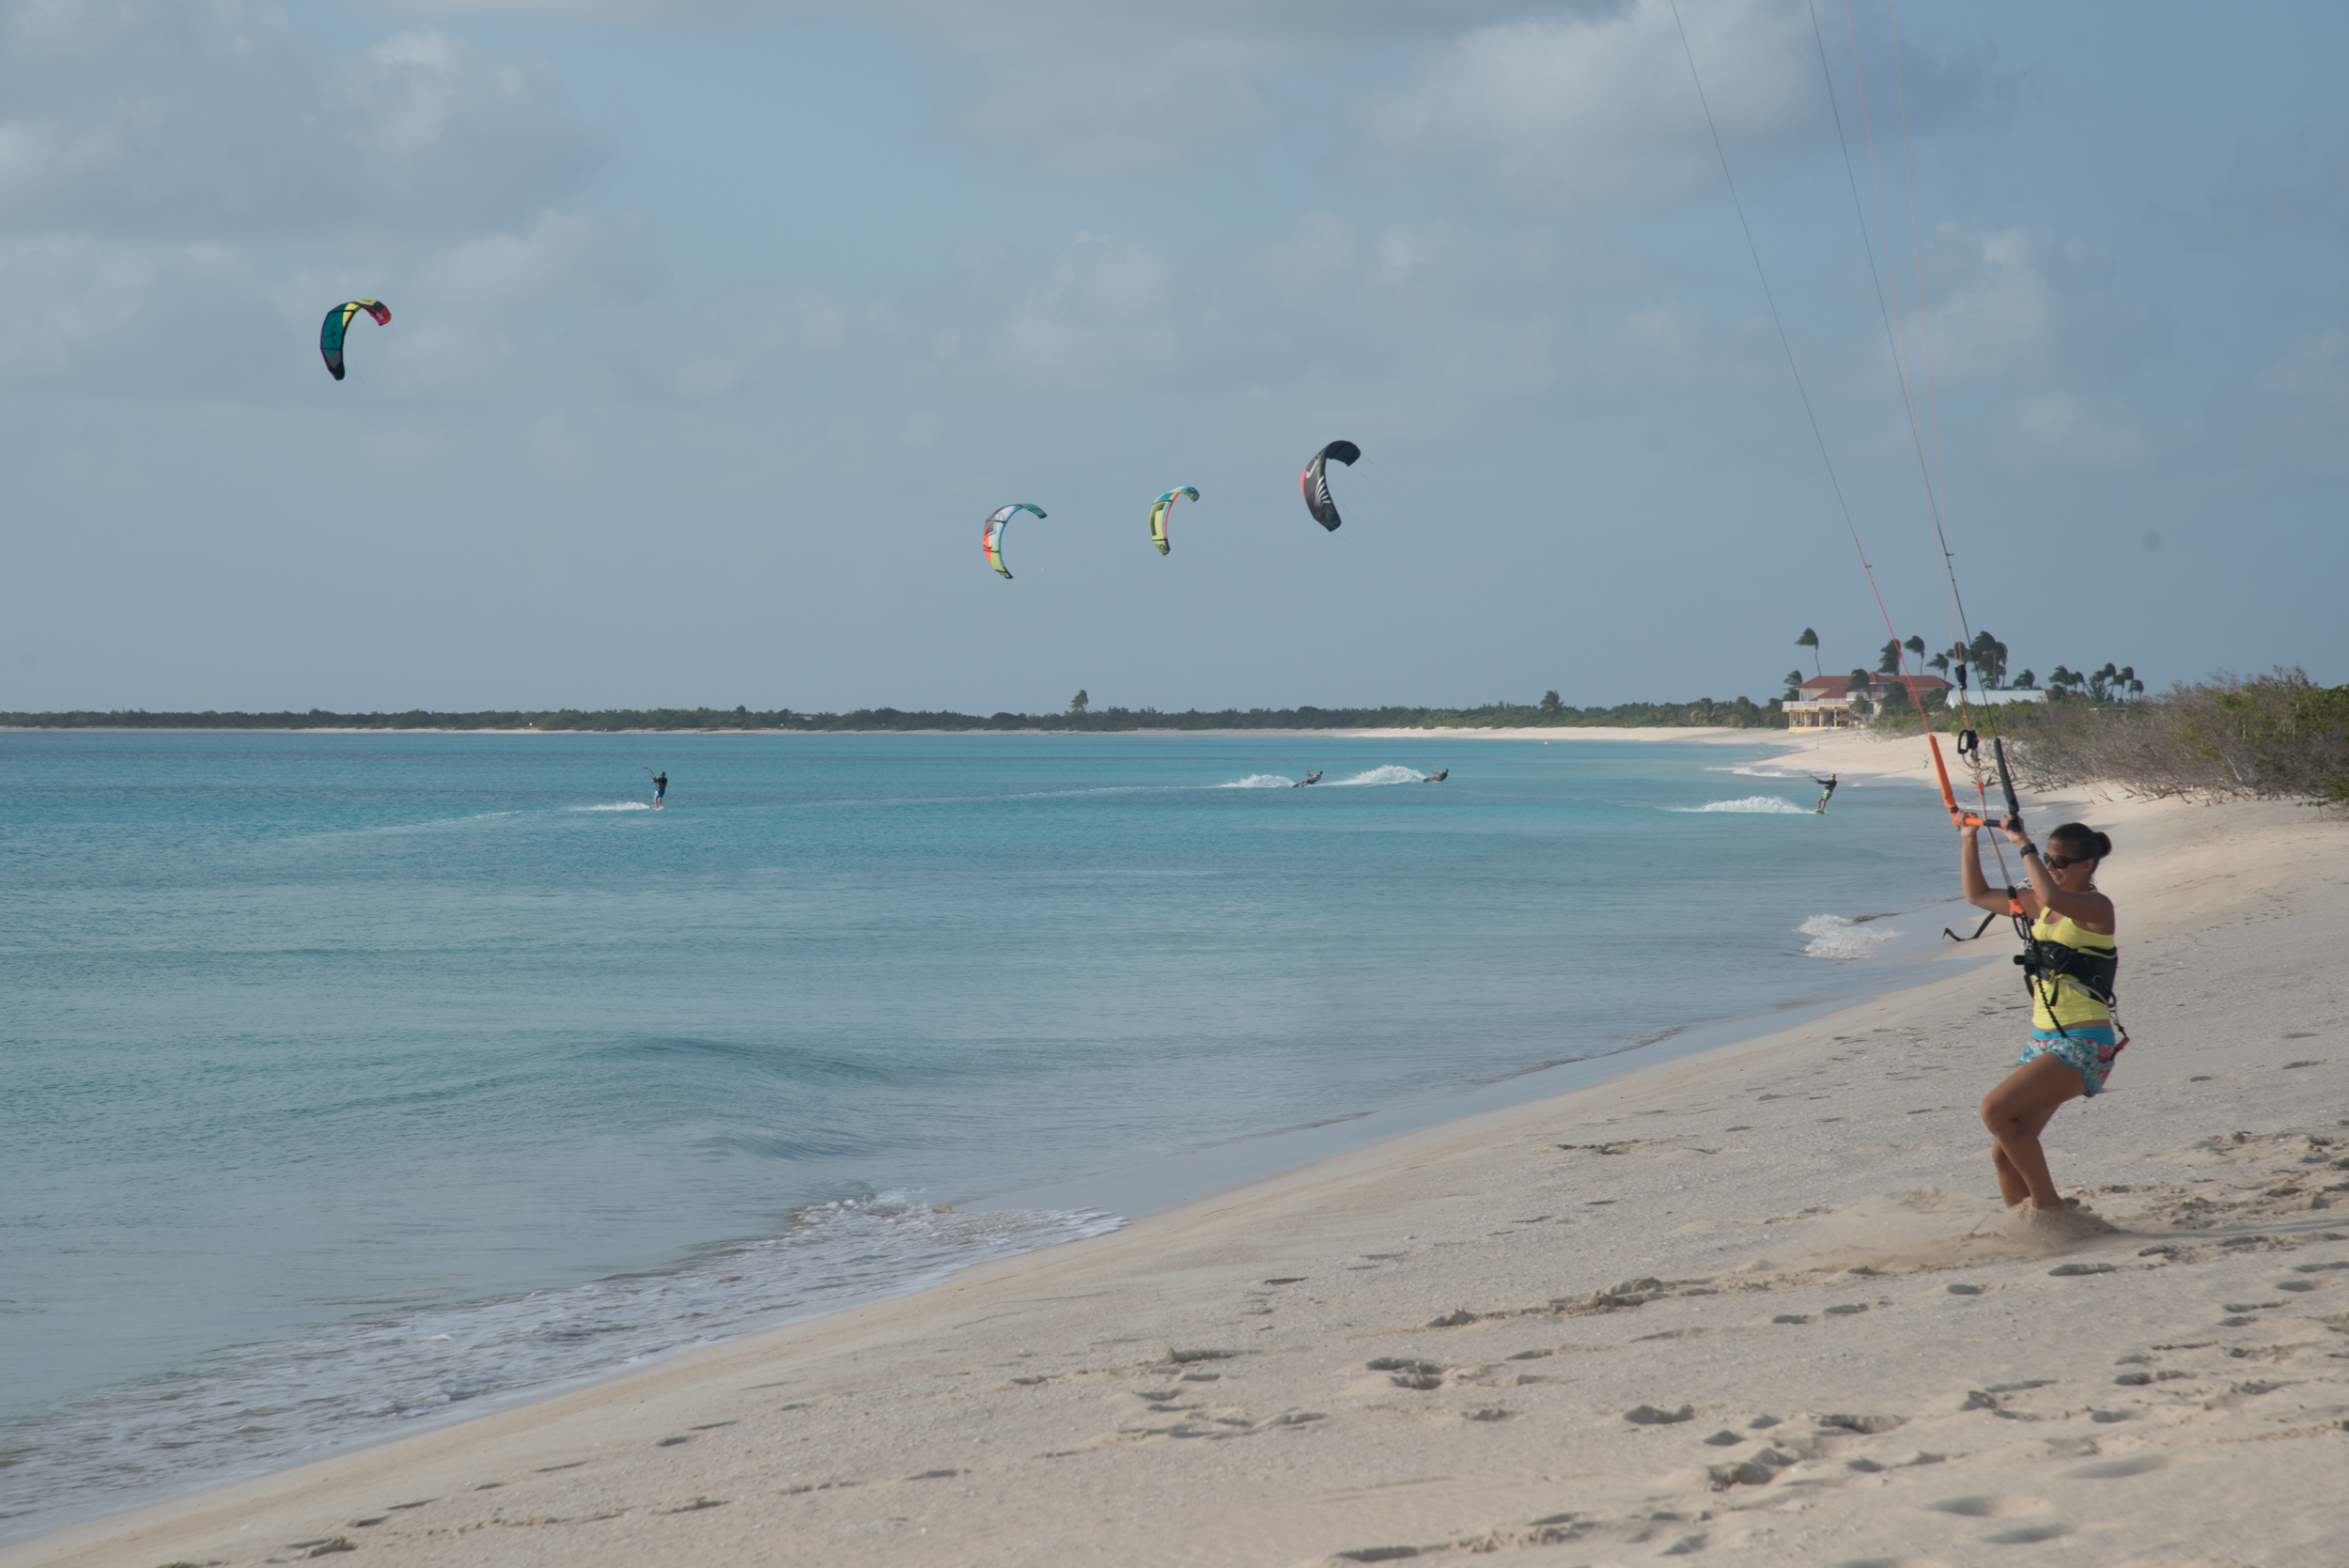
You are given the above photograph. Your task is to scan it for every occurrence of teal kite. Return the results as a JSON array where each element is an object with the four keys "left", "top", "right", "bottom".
[{"left": 320, "top": 300, "right": 391, "bottom": 381}]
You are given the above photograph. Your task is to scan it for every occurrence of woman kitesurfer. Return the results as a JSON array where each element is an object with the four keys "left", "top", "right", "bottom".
[{"left": 1958, "top": 818, "right": 2121, "bottom": 1222}]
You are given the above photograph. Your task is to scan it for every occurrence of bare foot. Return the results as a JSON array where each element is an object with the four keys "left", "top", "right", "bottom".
[{"left": 1999, "top": 1197, "right": 2116, "bottom": 1247}]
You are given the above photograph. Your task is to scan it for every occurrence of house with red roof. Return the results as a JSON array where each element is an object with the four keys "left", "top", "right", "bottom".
[{"left": 1785, "top": 671, "right": 1953, "bottom": 728}]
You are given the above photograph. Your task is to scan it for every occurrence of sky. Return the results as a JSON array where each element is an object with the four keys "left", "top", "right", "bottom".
[{"left": 3, "top": 0, "right": 2343, "bottom": 714}]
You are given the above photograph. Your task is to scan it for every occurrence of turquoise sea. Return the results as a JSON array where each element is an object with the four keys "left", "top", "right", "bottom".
[{"left": 0, "top": 731, "right": 1983, "bottom": 1540}]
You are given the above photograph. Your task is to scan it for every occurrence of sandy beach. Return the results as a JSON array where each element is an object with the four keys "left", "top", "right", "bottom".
[{"left": 11, "top": 728, "right": 2345, "bottom": 1568}]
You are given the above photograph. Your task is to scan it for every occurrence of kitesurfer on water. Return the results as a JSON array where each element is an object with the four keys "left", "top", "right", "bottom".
[
  {"left": 1423, "top": 768, "right": 1448, "bottom": 783},
  {"left": 653, "top": 771, "right": 667, "bottom": 809},
  {"left": 1812, "top": 773, "right": 1838, "bottom": 812},
  {"left": 1959, "top": 817, "right": 2121, "bottom": 1220},
  {"left": 1294, "top": 771, "right": 1323, "bottom": 788}
]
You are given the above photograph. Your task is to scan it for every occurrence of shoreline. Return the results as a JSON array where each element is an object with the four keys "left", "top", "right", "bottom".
[
  {"left": 1, "top": 725, "right": 1767, "bottom": 738},
  {"left": 15, "top": 731, "right": 2344, "bottom": 1565},
  {"left": 0, "top": 726, "right": 1968, "bottom": 1550}
]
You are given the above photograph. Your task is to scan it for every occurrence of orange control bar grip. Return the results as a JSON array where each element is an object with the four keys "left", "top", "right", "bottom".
[{"left": 1928, "top": 731, "right": 1987, "bottom": 828}]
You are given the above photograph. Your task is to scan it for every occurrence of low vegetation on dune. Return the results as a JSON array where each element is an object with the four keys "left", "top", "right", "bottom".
[
  {"left": 2003, "top": 669, "right": 2349, "bottom": 806},
  {"left": 1867, "top": 668, "right": 2348, "bottom": 807}
]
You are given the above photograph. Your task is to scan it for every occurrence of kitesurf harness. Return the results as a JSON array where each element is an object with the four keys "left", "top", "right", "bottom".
[
  {"left": 1931, "top": 707, "right": 2127, "bottom": 1050},
  {"left": 2017, "top": 924, "right": 2119, "bottom": 1036}
]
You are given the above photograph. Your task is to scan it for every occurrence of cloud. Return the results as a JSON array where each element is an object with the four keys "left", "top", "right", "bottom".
[
  {"left": 1992, "top": 389, "right": 2151, "bottom": 470},
  {"left": 0, "top": 0, "right": 602, "bottom": 241},
  {"left": 2203, "top": 131, "right": 2349, "bottom": 247},
  {"left": 406, "top": 0, "right": 1548, "bottom": 41},
  {"left": 392, "top": 0, "right": 1609, "bottom": 175},
  {"left": 1919, "top": 225, "right": 2165, "bottom": 388},
  {"left": 2243, "top": 328, "right": 2349, "bottom": 467},
  {"left": 923, "top": 41, "right": 1274, "bottom": 178},
  {"left": 1363, "top": 0, "right": 2003, "bottom": 209}
]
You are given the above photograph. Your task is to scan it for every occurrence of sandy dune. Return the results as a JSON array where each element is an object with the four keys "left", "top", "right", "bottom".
[{"left": 10, "top": 733, "right": 2345, "bottom": 1568}]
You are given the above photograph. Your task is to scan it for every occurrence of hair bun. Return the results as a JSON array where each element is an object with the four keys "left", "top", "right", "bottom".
[{"left": 2048, "top": 822, "right": 2111, "bottom": 861}]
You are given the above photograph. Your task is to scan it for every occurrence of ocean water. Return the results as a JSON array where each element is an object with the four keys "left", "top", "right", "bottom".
[{"left": 1, "top": 731, "right": 1973, "bottom": 1539}]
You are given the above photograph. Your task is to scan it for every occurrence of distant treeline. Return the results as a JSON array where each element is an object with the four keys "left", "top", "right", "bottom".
[{"left": 2, "top": 696, "right": 1787, "bottom": 733}]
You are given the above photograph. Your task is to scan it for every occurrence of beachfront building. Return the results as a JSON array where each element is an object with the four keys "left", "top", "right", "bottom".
[{"left": 1783, "top": 672, "right": 1956, "bottom": 728}]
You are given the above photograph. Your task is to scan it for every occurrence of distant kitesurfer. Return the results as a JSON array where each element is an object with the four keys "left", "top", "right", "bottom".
[
  {"left": 1958, "top": 817, "right": 2122, "bottom": 1226},
  {"left": 1294, "top": 770, "right": 1323, "bottom": 788},
  {"left": 653, "top": 770, "right": 667, "bottom": 809},
  {"left": 1423, "top": 768, "right": 1448, "bottom": 783},
  {"left": 1812, "top": 773, "right": 1838, "bottom": 813}
]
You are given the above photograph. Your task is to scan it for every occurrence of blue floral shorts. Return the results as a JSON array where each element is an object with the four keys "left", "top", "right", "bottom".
[{"left": 2016, "top": 1025, "right": 2123, "bottom": 1097}]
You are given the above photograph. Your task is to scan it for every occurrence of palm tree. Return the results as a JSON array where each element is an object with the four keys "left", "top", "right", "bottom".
[
  {"left": 1967, "top": 630, "right": 2009, "bottom": 690},
  {"left": 1069, "top": 689, "right": 1089, "bottom": 714},
  {"left": 1796, "top": 628, "right": 1820, "bottom": 677},
  {"left": 1903, "top": 634, "right": 1926, "bottom": 662}
]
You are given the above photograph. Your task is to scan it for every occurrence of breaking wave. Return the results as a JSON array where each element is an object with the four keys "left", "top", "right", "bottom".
[
  {"left": 4, "top": 1195, "right": 1120, "bottom": 1540},
  {"left": 1799, "top": 913, "right": 1903, "bottom": 961}
]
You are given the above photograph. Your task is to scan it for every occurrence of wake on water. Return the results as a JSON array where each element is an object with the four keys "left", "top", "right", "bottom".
[
  {"left": 1217, "top": 766, "right": 1426, "bottom": 789},
  {"left": 1672, "top": 796, "right": 1812, "bottom": 815},
  {"left": 570, "top": 801, "right": 654, "bottom": 812}
]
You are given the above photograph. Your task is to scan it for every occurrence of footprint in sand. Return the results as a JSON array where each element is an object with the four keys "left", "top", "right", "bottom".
[
  {"left": 2064, "top": 1454, "right": 2171, "bottom": 1479},
  {"left": 1927, "top": 1495, "right": 2052, "bottom": 1518},
  {"left": 1818, "top": 1413, "right": 1907, "bottom": 1435},
  {"left": 1625, "top": 1403, "right": 1695, "bottom": 1424}
]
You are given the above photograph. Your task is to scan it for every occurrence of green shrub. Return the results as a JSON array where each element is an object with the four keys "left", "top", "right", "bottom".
[{"left": 2003, "top": 669, "right": 2349, "bottom": 805}]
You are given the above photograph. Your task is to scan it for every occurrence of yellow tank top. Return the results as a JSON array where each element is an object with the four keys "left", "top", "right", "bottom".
[{"left": 2030, "top": 908, "right": 2115, "bottom": 1030}]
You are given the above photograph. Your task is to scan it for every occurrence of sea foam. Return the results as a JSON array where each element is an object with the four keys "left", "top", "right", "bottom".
[
  {"left": 1325, "top": 765, "right": 1426, "bottom": 786},
  {"left": 1799, "top": 913, "right": 1902, "bottom": 960},
  {"left": 2, "top": 1196, "right": 1120, "bottom": 1536},
  {"left": 1673, "top": 796, "right": 1811, "bottom": 815}
]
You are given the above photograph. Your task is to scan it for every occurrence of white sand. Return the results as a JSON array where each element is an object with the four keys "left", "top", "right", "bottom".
[{"left": 12, "top": 730, "right": 2346, "bottom": 1568}]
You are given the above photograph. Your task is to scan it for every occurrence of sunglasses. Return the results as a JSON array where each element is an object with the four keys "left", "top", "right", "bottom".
[{"left": 2043, "top": 851, "right": 2092, "bottom": 871}]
